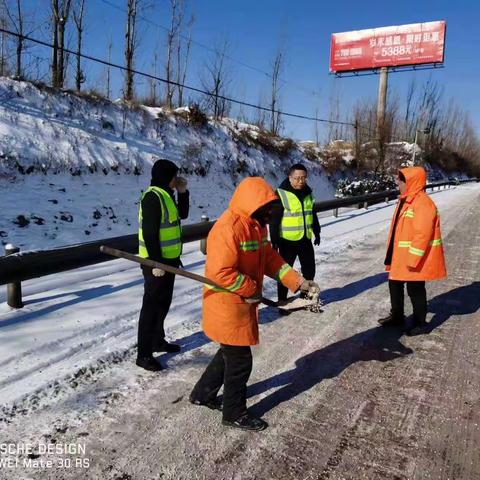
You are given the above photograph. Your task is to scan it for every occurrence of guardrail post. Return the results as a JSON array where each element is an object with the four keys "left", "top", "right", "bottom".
[
  {"left": 333, "top": 208, "right": 339, "bottom": 218},
  {"left": 385, "top": 197, "right": 389, "bottom": 204},
  {"left": 200, "top": 215, "right": 209, "bottom": 255},
  {"left": 5, "top": 244, "right": 23, "bottom": 309},
  {"left": 363, "top": 201, "right": 368, "bottom": 209}
]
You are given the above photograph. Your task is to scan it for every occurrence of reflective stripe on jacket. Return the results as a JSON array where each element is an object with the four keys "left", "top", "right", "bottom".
[
  {"left": 138, "top": 186, "right": 182, "bottom": 259},
  {"left": 203, "top": 178, "right": 302, "bottom": 346},
  {"left": 277, "top": 188, "right": 314, "bottom": 240},
  {"left": 385, "top": 167, "right": 447, "bottom": 281}
]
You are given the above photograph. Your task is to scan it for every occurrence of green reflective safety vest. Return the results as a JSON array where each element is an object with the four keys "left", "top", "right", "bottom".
[
  {"left": 138, "top": 186, "right": 182, "bottom": 259},
  {"left": 277, "top": 188, "right": 314, "bottom": 241}
]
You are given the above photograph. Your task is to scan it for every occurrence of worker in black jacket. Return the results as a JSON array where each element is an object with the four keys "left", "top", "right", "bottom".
[
  {"left": 137, "top": 159, "right": 189, "bottom": 371},
  {"left": 269, "top": 163, "right": 321, "bottom": 303}
]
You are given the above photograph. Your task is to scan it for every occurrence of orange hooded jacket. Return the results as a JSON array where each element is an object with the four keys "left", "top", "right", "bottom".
[
  {"left": 202, "top": 177, "right": 302, "bottom": 346},
  {"left": 385, "top": 167, "right": 447, "bottom": 281}
]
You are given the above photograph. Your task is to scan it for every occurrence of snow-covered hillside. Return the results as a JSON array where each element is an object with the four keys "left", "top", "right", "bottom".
[{"left": 0, "top": 78, "right": 336, "bottom": 251}]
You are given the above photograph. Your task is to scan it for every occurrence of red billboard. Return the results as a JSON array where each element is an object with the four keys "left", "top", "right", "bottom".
[{"left": 330, "top": 21, "right": 446, "bottom": 73}]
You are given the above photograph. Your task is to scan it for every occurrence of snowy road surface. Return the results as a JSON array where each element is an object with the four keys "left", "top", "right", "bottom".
[{"left": 1, "top": 183, "right": 479, "bottom": 479}]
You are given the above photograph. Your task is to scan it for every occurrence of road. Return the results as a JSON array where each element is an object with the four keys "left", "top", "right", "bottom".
[{"left": 1, "top": 184, "right": 479, "bottom": 480}]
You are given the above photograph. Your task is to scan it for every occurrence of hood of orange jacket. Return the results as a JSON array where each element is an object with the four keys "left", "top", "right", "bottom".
[
  {"left": 229, "top": 177, "right": 279, "bottom": 218},
  {"left": 400, "top": 166, "right": 426, "bottom": 201}
]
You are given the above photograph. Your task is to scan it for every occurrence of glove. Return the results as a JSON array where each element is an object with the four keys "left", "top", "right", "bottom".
[
  {"left": 245, "top": 295, "right": 262, "bottom": 304},
  {"left": 152, "top": 268, "right": 165, "bottom": 277},
  {"left": 314, "top": 236, "right": 321, "bottom": 246},
  {"left": 299, "top": 279, "right": 320, "bottom": 299},
  {"left": 175, "top": 176, "right": 188, "bottom": 193}
]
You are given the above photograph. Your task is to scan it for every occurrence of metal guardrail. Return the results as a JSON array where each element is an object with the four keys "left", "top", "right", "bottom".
[{"left": 0, "top": 178, "right": 477, "bottom": 307}]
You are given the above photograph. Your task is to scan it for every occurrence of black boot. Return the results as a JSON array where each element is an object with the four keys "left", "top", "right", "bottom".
[
  {"left": 405, "top": 321, "right": 427, "bottom": 336},
  {"left": 189, "top": 394, "right": 223, "bottom": 411},
  {"left": 154, "top": 340, "right": 181, "bottom": 353},
  {"left": 378, "top": 313, "right": 405, "bottom": 326},
  {"left": 136, "top": 356, "right": 163, "bottom": 371},
  {"left": 222, "top": 413, "right": 268, "bottom": 431}
]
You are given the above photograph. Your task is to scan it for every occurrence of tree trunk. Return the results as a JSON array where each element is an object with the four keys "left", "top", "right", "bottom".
[
  {"left": 165, "top": 0, "right": 178, "bottom": 108},
  {"left": 15, "top": 0, "right": 23, "bottom": 78},
  {"left": 178, "top": 15, "right": 194, "bottom": 107},
  {"left": 51, "top": 0, "right": 59, "bottom": 87},
  {"left": 124, "top": 0, "right": 137, "bottom": 101},
  {"left": 106, "top": 39, "right": 112, "bottom": 98},
  {"left": 73, "top": 0, "right": 85, "bottom": 91}
]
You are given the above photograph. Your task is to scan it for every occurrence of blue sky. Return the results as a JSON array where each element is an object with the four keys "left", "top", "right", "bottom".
[{"left": 23, "top": 0, "right": 480, "bottom": 141}]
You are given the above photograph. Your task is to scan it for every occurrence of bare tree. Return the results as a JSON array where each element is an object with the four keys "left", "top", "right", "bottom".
[
  {"left": 13, "top": 0, "right": 22, "bottom": 78},
  {"left": 177, "top": 13, "right": 194, "bottom": 107},
  {"left": 72, "top": 0, "right": 85, "bottom": 91},
  {"left": 148, "top": 49, "right": 158, "bottom": 104},
  {"left": 327, "top": 87, "right": 346, "bottom": 142},
  {"left": 352, "top": 99, "right": 376, "bottom": 172},
  {"left": 1, "top": 0, "right": 25, "bottom": 78},
  {"left": 403, "top": 78, "right": 416, "bottom": 140},
  {"left": 269, "top": 49, "right": 283, "bottom": 135},
  {"left": 253, "top": 92, "right": 268, "bottom": 129},
  {"left": 201, "top": 41, "right": 231, "bottom": 119},
  {"left": 124, "top": 0, "right": 139, "bottom": 101},
  {"left": 174, "top": 2, "right": 184, "bottom": 105},
  {"left": 0, "top": 6, "right": 9, "bottom": 76},
  {"left": 163, "top": 1, "right": 194, "bottom": 107},
  {"left": 51, "top": 0, "right": 72, "bottom": 88},
  {"left": 165, "top": 0, "right": 181, "bottom": 108},
  {"left": 314, "top": 107, "right": 320, "bottom": 146},
  {"left": 106, "top": 36, "right": 112, "bottom": 98},
  {"left": 51, "top": 0, "right": 58, "bottom": 85}
]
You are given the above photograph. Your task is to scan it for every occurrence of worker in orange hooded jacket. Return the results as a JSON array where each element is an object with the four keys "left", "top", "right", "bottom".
[
  {"left": 379, "top": 167, "right": 446, "bottom": 335},
  {"left": 189, "top": 177, "right": 320, "bottom": 431}
]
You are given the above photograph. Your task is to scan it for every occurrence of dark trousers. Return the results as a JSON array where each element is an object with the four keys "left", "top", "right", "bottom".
[
  {"left": 137, "top": 266, "right": 176, "bottom": 358},
  {"left": 278, "top": 238, "right": 315, "bottom": 301},
  {"left": 191, "top": 345, "right": 253, "bottom": 421},
  {"left": 389, "top": 279, "right": 427, "bottom": 325}
]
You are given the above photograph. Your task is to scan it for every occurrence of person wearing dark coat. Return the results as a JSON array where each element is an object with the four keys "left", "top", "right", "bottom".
[
  {"left": 269, "top": 163, "right": 321, "bottom": 302},
  {"left": 136, "top": 159, "right": 189, "bottom": 371}
]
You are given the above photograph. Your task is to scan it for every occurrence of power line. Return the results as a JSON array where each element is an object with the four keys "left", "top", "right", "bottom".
[
  {"left": 100, "top": 0, "right": 321, "bottom": 99},
  {"left": 0, "top": 28, "right": 354, "bottom": 128}
]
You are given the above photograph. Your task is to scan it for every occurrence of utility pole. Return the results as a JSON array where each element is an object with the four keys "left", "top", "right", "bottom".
[{"left": 412, "top": 127, "right": 430, "bottom": 165}]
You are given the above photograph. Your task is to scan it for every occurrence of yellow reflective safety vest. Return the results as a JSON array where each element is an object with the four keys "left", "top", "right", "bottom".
[
  {"left": 138, "top": 186, "right": 182, "bottom": 259},
  {"left": 277, "top": 188, "right": 314, "bottom": 241}
]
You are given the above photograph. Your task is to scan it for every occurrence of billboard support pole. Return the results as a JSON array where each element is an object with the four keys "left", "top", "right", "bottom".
[
  {"left": 376, "top": 67, "right": 388, "bottom": 139},
  {"left": 376, "top": 67, "right": 389, "bottom": 174}
]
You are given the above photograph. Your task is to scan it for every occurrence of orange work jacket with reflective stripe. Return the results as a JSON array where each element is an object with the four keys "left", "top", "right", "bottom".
[
  {"left": 385, "top": 167, "right": 447, "bottom": 282},
  {"left": 202, "top": 177, "right": 302, "bottom": 346}
]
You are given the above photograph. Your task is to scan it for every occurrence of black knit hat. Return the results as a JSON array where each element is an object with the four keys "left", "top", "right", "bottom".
[{"left": 151, "top": 159, "right": 179, "bottom": 187}]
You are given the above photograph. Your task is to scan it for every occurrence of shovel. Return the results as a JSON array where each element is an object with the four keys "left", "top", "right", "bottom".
[
  {"left": 100, "top": 246, "right": 281, "bottom": 307},
  {"left": 100, "top": 246, "right": 321, "bottom": 312}
]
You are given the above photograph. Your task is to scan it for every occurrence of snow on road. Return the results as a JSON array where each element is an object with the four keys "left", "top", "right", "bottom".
[{"left": 0, "top": 183, "right": 478, "bottom": 480}]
